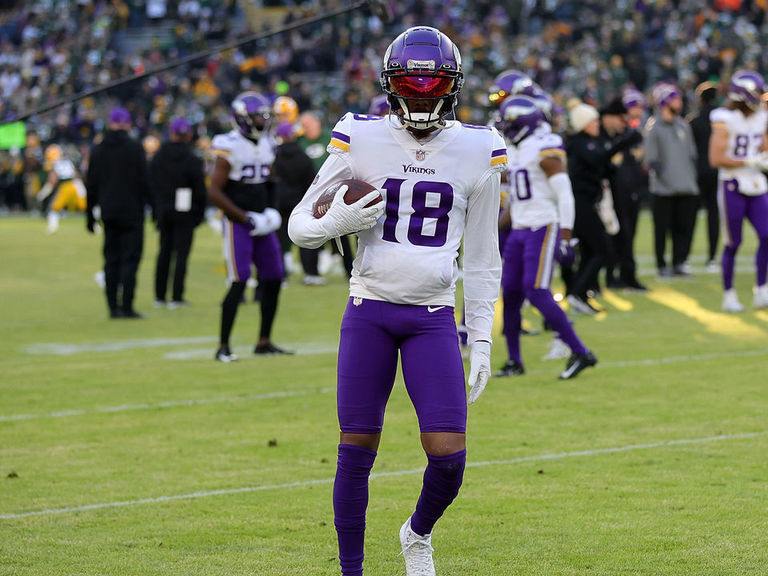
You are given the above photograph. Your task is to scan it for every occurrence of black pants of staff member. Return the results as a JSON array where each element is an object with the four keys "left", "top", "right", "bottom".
[
  {"left": 571, "top": 196, "right": 612, "bottom": 299},
  {"left": 699, "top": 174, "right": 719, "bottom": 263},
  {"left": 103, "top": 220, "right": 144, "bottom": 315},
  {"left": 155, "top": 216, "right": 195, "bottom": 303},
  {"left": 608, "top": 188, "right": 642, "bottom": 284},
  {"left": 651, "top": 194, "right": 699, "bottom": 271}
]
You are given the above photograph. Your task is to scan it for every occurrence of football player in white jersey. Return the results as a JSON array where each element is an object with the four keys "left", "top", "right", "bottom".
[
  {"left": 207, "top": 92, "right": 290, "bottom": 361},
  {"left": 493, "top": 96, "right": 597, "bottom": 380},
  {"left": 37, "top": 144, "right": 87, "bottom": 234},
  {"left": 708, "top": 70, "right": 768, "bottom": 311},
  {"left": 289, "top": 27, "right": 504, "bottom": 576}
]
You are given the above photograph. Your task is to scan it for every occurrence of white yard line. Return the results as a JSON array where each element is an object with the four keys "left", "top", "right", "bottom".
[
  {"left": 2, "top": 430, "right": 765, "bottom": 520},
  {"left": 3, "top": 348, "right": 766, "bottom": 422}
]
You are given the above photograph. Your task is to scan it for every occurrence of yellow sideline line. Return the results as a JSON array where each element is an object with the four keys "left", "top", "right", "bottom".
[
  {"left": 647, "top": 286, "right": 765, "bottom": 338},
  {"left": 755, "top": 310, "right": 768, "bottom": 323},
  {"left": 602, "top": 290, "right": 633, "bottom": 312}
]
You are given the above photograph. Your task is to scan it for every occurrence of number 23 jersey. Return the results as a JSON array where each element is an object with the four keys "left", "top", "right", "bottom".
[{"left": 292, "top": 113, "right": 507, "bottom": 308}]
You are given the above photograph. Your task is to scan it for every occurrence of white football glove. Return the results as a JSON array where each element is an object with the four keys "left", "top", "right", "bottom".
[
  {"left": 746, "top": 151, "right": 768, "bottom": 172},
  {"left": 467, "top": 340, "right": 491, "bottom": 405},
  {"left": 263, "top": 207, "right": 282, "bottom": 233},
  {"left": 245, "top": 211, "right": 269, "bottom": 236},
  {"left": 319, "top": 184, "right": 384, "bottom": 239}
]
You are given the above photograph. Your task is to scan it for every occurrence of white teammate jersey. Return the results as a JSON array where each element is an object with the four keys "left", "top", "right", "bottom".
[
  {"left": 710, "top": 107, "right": 768, "bottom": 195},
  {"left": 506, "top": 128, "right": 568, "bottom": 228},
  {"left": 289, "top": 113, "right": 506, "bottom": 345},
  {"left": 52, "top": 158, "right": 77, "bottom": 181},
  {"left": 211, "top": 129, "right": 275, "bottom": 184}
]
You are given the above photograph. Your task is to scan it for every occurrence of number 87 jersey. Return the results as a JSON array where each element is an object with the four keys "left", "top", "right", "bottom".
[{"left": 289, "top": 112, "right": 507, "bottom": 308}]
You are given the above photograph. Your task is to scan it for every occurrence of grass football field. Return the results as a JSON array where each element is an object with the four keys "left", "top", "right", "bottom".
[{"left": 1, "top": 212, "right": 767, "bottom": 575}]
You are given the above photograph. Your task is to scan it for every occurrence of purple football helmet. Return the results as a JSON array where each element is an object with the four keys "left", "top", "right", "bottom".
[
  {"left": 728, "top": 70, "right": 766, "bottom": 111},
  {"left": 528, "top": 86, "right": 554, "bottom": 121},
  {"left": 380, "top": 26, "right": 463, "bottom": 130},
  {"left": 368, "top": 93, "right": 390, "bottom": 116},
  {"left": 231, "top": 91, "right": 272, "bottom": 140},
  {"left": 497, "top": 96, "right": 545, "bottom": 144},
  {"left": 488, "top": 69, "right": 534, "bottom": 107}
]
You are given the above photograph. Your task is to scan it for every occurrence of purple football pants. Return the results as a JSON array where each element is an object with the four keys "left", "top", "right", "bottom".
[
  {"left": 222, "top": 216, "right": 284, "bottom": 282},
  {"left": 718, "top": 182, "right": 768, "bottom": 290},
  {"left": 337, "top": 298, "right": 467, "bottom": 434},
  {"left": 501, "top": 225, "right": 588, "bottom": 365}
]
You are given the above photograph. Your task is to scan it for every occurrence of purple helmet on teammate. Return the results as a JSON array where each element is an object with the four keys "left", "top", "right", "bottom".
[
  {"left": 368, "top": 93, "right": 390, "bottom": 116},
  {"left": 728, "top": 70, "right": 766, "bottom": 111},
  {"left": 497, "top": 95, "right": 545, "bottom": 144},
  {"left": 528, "top": 86, "right": 554, "bottom": 121},
  {"left": 231, "top": 91, "right": 272, "bottom": 140},
  {"left": 380, "top": 26, "right": 464, "bottom": 130},
  {"left": 488, "top": 69, "right": 534, "bottom": 107}
]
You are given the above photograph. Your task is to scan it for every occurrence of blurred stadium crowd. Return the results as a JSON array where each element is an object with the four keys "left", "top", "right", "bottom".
[{"left": 0, "top": 0, "right": 765, "bottom": 212}]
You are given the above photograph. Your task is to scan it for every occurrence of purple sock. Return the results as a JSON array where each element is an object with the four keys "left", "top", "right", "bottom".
[
  {"left": 756, "top": 238, "right": 768, "bottom": 287},
  {"left": 502, "top": 289, "right": 525, "bottom": 364},
  {"left": 334, "top": 443, "right": 377, "bottom": 576},
  {"left": 410, "top": 449, "right": 466, "bottom": 537},
  {"left": 527, "top": 289, "right": 588, "bottom": 356},
  {"left": 722, "top": 244, "right": 737, "bottom": 290}
]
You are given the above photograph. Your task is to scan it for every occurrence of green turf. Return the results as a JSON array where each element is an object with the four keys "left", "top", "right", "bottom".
[{"left": 1, "top": 212, "right": 767, "bottom": 575}]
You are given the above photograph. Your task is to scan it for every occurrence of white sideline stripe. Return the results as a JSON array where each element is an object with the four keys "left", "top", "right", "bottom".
[
  {"left": 3, "top": 348, "right": 766, "bottom": 422},
  {"left": 2, "top": 430, "right": 766, "bottom": 520},
  {"left": 0, "top": 389, "right": 333, "bottom": 422},
  {"left": 164, "top": 346, "right": 338, "bottom": 360},
  {"left": 25, "top": 337, "right": 217, "bottom": 355}
]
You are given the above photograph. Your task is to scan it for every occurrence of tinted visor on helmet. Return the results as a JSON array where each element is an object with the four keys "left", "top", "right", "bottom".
[{"left": 389, "top": 72, "right": 455, "bottom": 99}]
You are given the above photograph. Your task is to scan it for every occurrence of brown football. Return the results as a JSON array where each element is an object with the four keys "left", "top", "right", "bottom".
[{"left": 312, "top": 178, "right": 382, "bottom": 219}]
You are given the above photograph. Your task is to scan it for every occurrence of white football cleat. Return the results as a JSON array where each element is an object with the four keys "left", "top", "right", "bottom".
[
  {"left": 542, "top": 336, "right": 571, "bottom": 360},
  {"left": 722, "top": 289, "right": 744, "bottom": 313},
  {"left": 753, "top": 285, "right": 768, "bottom": 309},
  {"left": 399, "top": 517, "right": 435, "bottom": 576}
]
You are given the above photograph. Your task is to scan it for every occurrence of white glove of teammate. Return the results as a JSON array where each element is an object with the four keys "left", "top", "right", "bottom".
[
  {"left": 745, "top": 151, "right": 768, "bottom": 172},
  {"left": 467, "top": 340, "right": 491, "bottom": 405},
  {"left": 319, "top": 184, "right": 384, "bottom": 239},
  {"left": 245, "top": 211, "right": 269, "bottom": 236},
  {"left": 263, "top": 207, "right": 282, "bottom": 233}
]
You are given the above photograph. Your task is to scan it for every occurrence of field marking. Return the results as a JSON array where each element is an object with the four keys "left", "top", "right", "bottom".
[
  {"left": 601, "top": 290, "right": 633, "bottom": 312},
  {"left": 2, "top": 430, "right": 766, "bottom": 520},
  {"left": 646, "top": 286, "right": 765, "bottom": 338},
  {"left": 0, "top": 389, "right": 333, "bottom": 422},
  {"left": 2, "top": 348, "right": 766, "bottom": 423}
]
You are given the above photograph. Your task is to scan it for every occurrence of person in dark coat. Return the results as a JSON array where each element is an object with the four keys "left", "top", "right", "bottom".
[
  {"left": 86, "top": 107, "right": 150, "bottom": 319},
  {"left": 150, "top": 117, "right": 207, "bottom": 307},
  {"left": 687, "top": 81, "right": 720, "bottom": 271},
  {"left": 271, "top": 122, "right": 323, "bottom": 284}
]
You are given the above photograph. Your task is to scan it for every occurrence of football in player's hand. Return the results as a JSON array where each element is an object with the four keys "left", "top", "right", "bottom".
[{"left": 312, "top": 179, "right": 382, "bottom": 218}]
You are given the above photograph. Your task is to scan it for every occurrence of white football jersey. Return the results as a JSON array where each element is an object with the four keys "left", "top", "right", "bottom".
[
  {"left": 211, "top": 129, "right": 275, "bottom": 184},
  {"left": 505, "top": 129, "right": 566, "bottom": 228},
  {"left": 289, "top": 113, "right": 506, "bottom": 345},
  {"left": 710, "top": 107, "right": 768, "bottom": 195},
  {"left": 52, "top": 159, "right": 77, "bottom": 181}
]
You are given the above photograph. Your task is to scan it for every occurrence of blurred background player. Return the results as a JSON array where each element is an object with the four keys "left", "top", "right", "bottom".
[
  {"left": 289, "top": 25, "right": 504, "bottom": 576},
  {"left": 494, "top": 95, "right": 597, "bottom": 380},
  {"left": 36, "top": 143, "right": 87, "bottom": 234},
  {"left": 207, "top": 91, "right": 291, "bottom": 361},
  {"left": 85, "top": 107, "right": 150, "bottom": 319},
  {"left": 150, "top": 117, "right": 207, "bottom": 309},
  {"left": 708, "top": 70, "right": 768, "bottom": 312},
  {"left": 271, "top": 121, "right": 322, "bottom": 285},
  {"left": 367, "top": 93, "right": 390, "bottom": 117}
]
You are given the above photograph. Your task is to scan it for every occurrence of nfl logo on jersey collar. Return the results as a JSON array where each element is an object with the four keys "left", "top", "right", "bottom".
[{"left": 415, "top": 149, "right": 426, "bottom": 161}]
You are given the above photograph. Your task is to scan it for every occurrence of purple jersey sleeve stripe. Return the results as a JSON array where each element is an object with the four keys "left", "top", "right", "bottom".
[
  {"left": 331, "top": 131, "right": 351, "bottom": 144},
  {"left": 491, "top": 148, "right": 506, "bottom": 157}
]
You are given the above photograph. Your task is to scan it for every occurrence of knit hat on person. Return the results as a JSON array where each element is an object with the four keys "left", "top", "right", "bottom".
[
  {"left": 169, "top": 117, "right": 191, "bottom": 135},
  {"left": 274, "top": 122, "right": 295, "bottom": 143},
  {"left": 652, "top": 82, "right": 681, "bottom": 109},
  {"left": 600, "top": 97, "right": 628, "bottom": 116},
  {"left": 108, "top": 107, "right": 131, "bottom": 125},
  {"left": 569, "top": 103, "right": 599, "bottom": 132}
]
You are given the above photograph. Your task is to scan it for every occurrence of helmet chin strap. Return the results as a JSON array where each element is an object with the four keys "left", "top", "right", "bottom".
[{"left": 394, "top": 97, "right": 450, "bottom": 131}]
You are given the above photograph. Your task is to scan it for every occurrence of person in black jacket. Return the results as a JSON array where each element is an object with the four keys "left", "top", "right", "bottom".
[
  {"left": 150, "top": 117, "right": 207, "bottom": 308},
  {"left": 271, "top": 122, "right": 324, "bottom": 285},
  {"left": 687, "top": 81, "right": 720, "bottom": 272},
  {"left": 565, "top": 103, "right": 642, "bottom": 314},
  {"left": 86, "top": 107, "right": 150, "bottom": 319}
]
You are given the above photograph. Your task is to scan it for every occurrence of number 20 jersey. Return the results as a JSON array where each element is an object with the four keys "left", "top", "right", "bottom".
[
  {"left": 211, "top": 129, "right": 276, "bottom": 211},
  {"left": 294, "top": 113, "right": 507, "bottom": 309}
]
